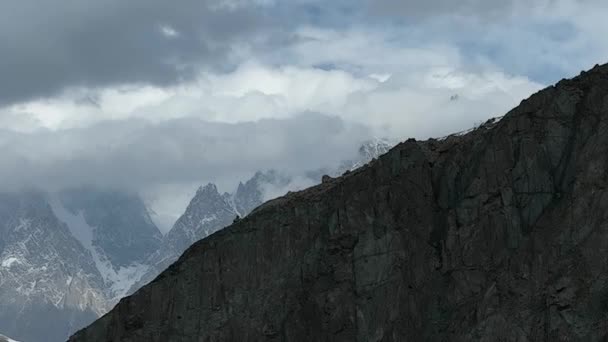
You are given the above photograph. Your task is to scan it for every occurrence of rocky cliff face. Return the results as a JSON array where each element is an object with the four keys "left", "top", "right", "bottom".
[{"left": 71, "top": 64, "right": 608, "bottom": 341}]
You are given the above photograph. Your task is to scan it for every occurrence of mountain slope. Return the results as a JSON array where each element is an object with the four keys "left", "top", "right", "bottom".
[
  {"left": 57, "top": 188, "right": 162, "bottom": 269},
  {"left": 71, "top": 63, "right": 608, "bottom": 341},
  {"left": 0, "top": 188, "right": 163, "bottom": 342},
  {"left": 0, "top": 333, "right": 21, "bottom": 342},
  {"left": 131, "top": 184, "right": 238, "bottom": 292},
  {"left": 130, "top": 145, "right": 393, "bottom": 295},
  {"left": 49, "top": 189, "right": 161, "bottom": 301},
  {"left": 0, "top": 192, "right": 106, "bottom": 342}
]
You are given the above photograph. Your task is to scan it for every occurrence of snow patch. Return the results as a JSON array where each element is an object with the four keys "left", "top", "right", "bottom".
[
  {"left": 200, "top": 214, "right": 217, "bottom": 225},
  {"left": 49, "top": 195, "right": 95, "bottom": 253},
  {"left": 1, "top": 257, "right": 19, "bottom": 268},
  {"left": 14, "top": 219, "right": 30, "bottom": 232},
  {"left": 227, "top": 193, "right": 242, "bottom": 217},
  {"left": 104, "top": 262, "right": 149, "bottom": 301},
  {"left": 49, "top": 195, "right": 150, "bottom": 300}
]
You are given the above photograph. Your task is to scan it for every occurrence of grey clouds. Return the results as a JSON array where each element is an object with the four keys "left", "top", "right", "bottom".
[
  {"left": 0, "top": 113, "right": 369, "bottom": 192},
  {"left": 0, "top": 0, "right": 274, "bottom": 105},
  {"left": 1, "top": 0, "right": 607, "bottom": 220}
]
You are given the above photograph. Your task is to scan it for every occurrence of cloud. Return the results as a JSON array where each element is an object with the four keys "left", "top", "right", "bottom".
[
  {"left": 0, "top": 0, "right": 277, "bottom": 105},
  {"left": 2, "top": 0, "right": 608, "bottom": 230},
  {"left": 0, "top": 57, "right": 543, "bottom": 192},
  {"left": 159, "top": 25, "right": 180, "bottom": 39},
  {"left": 1, "top": 0, "right": 605, "bottom": 106},
  {"left": 368, "top": 0, "right": 522, "bottom": 18},
  {"left": 259, "top": 175, "right": 317, "bottom": 202},
  {"left": 0, "top": 113, "right": 370, "bottom": 193},
  {"left": 365, "top": 0, "right": 587, "bottom": 19}
]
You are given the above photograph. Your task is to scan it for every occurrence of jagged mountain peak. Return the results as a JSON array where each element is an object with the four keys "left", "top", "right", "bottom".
[
  {"left": 358, "top": 137, "right": 392, "bottom": 159},
  {"left": 196, "top": 183, "right": 219, "bottom": 195}
]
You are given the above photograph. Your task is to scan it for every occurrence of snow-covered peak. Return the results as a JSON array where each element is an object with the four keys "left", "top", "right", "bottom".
[
  {"left": 49, "top": 195, "right": 149, "bottom": 300},
  {"left": 358, "top": 138, "right": 393, "bottom": 161},
  {"left": 0, "top": 191, "right": 107, "bottom": 342}
]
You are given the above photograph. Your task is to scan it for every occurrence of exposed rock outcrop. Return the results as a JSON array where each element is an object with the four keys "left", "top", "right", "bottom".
[{"left": 71, "top": 64, "right": 608, "bottom": 341}]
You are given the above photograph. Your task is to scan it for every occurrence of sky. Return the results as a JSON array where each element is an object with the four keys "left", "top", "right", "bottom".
[{"left": 1, "top": 0, "right": 607, "bottom": 231}]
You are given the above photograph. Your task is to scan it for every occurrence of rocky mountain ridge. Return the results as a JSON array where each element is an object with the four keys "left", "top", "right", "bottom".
[
  {"left": 71, "top": 63, "right": 608, "bottom": 341},
  {"left": 130, "top": 142, "right": 391, "bottom": 294}
]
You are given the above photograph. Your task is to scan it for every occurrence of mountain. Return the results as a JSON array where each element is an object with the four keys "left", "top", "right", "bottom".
[
  {"left": 53, "top": 188, "right": 162, "bottom": 300},
  {"left": 306, "top": 138, "right": 393, "bottom": 180},
  {"left": 0, "top": 189, "right": 162, "bottom": 342},
  {"left": 57, "top": 188, "right": 162, "bottom": 270},
  {"left": 0, "top": 191, "right": 106, "bottom": 342},
  {"left": 130, "top": 184, "right": 238, "bottom": 293},
  {"left": 129, "top": 144, "right": 392, "bottom": 295},
  {"left": 233, "top": 170, "right": 292, "bottom": 216},
  {"left": 130, "top": 171, "right": 292, "bottom": 293},
  {"left": 0, "top": 333, "right": 20, "bottom": 342},
  {"left": 0, "top": 136, "right": 390, "bottom": 342},
  {"left": 71, "top": 64, "right": 608, "bottom": 341},
  {"left": 339, "top": 137, "right": 393, "bottom": 173}
]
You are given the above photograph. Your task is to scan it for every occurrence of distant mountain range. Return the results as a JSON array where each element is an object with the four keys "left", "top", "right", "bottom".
[
  {"left": 130, "top": 138, "right": 392, "bottom": 295},
  {"left": 0, "top": 138, "right": 392, "bottom": 342},
  {"left": 0, "top": 189, "right": 160, "bottom": 342}
]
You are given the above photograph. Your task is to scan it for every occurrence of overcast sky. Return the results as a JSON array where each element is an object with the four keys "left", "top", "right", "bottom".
[{"left": 1, "top": 0, "right": 607, "bottom": 230}]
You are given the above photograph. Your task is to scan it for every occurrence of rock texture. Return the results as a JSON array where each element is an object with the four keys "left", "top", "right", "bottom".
[
  {"left": 0, "top": 192, "right": 106, "bottom": 342},
  {"left": 57, "top": 188, "right": 162, "bottom": 269},
  {"left": 131, "top": 184, "right": 238, "bottom": 293},
  {"left": 0, "top": 189, "right": 163, "bottom": 342},
  {"left": 130, "top": 148, "right": 395, "bottom": 295},
  {"left": 71, "top": 64, "right": 608, "bottom": 341}
]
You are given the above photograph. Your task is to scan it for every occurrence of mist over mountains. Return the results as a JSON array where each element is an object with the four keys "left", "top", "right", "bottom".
[{"left": 0, "top": 139, "right": 391, "bottom": 342}]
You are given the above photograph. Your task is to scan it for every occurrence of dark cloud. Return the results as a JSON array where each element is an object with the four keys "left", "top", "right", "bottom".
[
  {"left": 0, "top": 0, "right": 276, "bottom": 105},
  {"left": 0, "top": 0, "right": 592, "bottom": 106}
]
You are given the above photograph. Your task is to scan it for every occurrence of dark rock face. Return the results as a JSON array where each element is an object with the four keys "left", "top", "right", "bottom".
[{"left": 71, "top": 64, "right": 608, "bottom": 341}]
